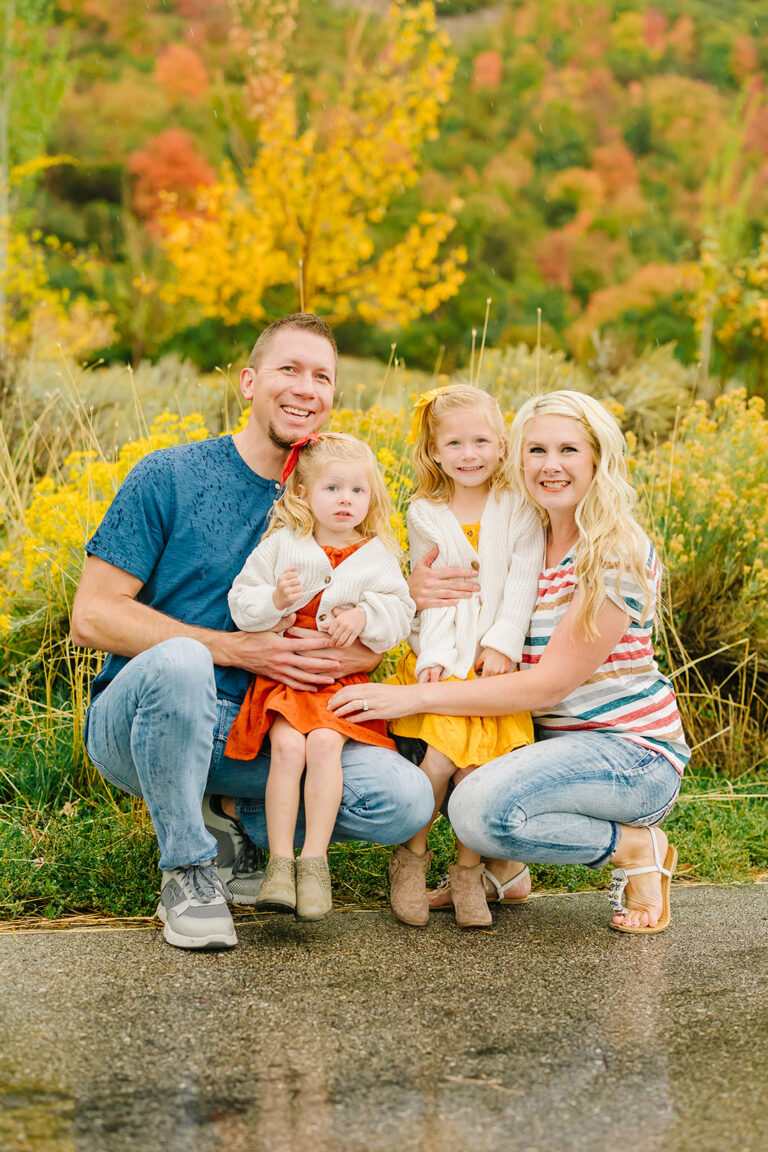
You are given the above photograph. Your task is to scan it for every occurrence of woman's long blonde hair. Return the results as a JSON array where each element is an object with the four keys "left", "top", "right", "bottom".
[
  {"left": 266, "top": 432, "right": 400, "bottom": 553},
  {"left": 410, "top": 384, "right": 509, "bottom": 504},
  {"left": 508, "top": 390, "right": 654, "bottom": 639}
]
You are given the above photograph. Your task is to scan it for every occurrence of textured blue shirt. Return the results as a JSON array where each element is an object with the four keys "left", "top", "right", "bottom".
[{"left": 86, "top": 435, "right": 283, "bottom": 704}]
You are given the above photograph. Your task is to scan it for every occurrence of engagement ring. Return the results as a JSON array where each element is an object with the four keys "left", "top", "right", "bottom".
[{"left": 362, "top": 699, "right": 369, "bottom": 711}]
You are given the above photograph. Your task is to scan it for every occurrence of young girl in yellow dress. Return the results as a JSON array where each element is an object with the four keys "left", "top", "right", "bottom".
[
  {"left": 388, "top": 385, "right": 544, "bottom": 928},
  {"left": 225, "top": 433, "right": 414, "bottom": 921}
]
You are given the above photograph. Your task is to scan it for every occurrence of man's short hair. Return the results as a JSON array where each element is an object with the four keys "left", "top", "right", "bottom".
[{"left": 247, "top": 313, "right": 338, "bottom": 376}]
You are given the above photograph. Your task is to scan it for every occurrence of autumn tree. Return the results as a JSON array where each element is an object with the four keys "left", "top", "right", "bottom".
[{"left": 153, "top": 0, "right": 466, "bottom": 329}]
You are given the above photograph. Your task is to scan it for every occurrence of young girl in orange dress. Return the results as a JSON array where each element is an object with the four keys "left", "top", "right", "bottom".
[
  {"left": 225, "top": 432, "right": 414, "bottom": 921},
  {"left": 387, "top": 385, "right": 544, "bottom": 928}
]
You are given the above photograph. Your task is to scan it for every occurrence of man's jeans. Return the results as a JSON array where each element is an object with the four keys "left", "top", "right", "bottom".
[
  {"left": 449, "top": 728, "right": 681, "bottom": 868},
  {"left": 85, "top": 638, "right": 434, "bottom": 871}
]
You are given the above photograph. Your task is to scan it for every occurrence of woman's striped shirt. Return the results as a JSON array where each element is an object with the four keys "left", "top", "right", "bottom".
[{"left": 520, "top": 541, "right": 690, "bottom": 775}]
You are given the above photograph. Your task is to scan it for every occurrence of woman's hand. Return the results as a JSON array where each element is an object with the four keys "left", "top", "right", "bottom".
[
  {"left": 329, "top": 681, "right": 421, "bottom": 722},
  {"left": 475, "top": 647, "right": 511, "bottom": 677}
]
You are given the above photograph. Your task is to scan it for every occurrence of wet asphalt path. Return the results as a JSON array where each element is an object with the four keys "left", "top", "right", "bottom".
[{"left": 1, "top": 884, "right": 766, "bottom": 1152}]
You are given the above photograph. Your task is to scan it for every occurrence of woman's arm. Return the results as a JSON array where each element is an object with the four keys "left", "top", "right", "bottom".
[{"left": 329, "top": 594, "right": 629, "bottom": 722}]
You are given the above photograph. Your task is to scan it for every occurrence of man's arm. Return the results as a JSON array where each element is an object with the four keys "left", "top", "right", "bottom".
[
  {"left": 71, "top": 555, "right": 341, "bottom": 690},
  {"left": 407, "top": 546, "right": 480, "bottom": 610}
]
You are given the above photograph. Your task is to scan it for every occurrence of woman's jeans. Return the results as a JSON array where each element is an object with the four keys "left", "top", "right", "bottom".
[
  {"left": 84, "top": 638, "right": 434, "bottom": 871},
  {"left": 448, "top": 728, "right": 681, "bottom": 868}
]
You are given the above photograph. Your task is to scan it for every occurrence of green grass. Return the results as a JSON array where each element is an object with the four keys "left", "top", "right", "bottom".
[{"left": 3, "top": 764, "right": 767, "bottom": 922}]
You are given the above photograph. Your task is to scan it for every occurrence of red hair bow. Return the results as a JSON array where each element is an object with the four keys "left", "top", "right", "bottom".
[{"left": 281, "top": 432, "right": 321, "bottom": 484}]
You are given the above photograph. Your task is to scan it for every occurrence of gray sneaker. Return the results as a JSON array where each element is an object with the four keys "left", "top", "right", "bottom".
[
  {"left": 202, "top": 795, "right": 265, "bottom": 904},
  {"left": 157, "top": 861, "right": 237, "bottom": 950}
]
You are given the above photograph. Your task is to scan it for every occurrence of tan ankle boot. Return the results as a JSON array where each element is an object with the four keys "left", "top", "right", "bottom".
[
  {"left": 296, "top": 856, "right": 333, "bottom": 921},
  {"left": 254, "top": 854, "right": 296, "bottom": 912},
  {"left": 388, "top": 844, "right": 432, "bottom": 927},
  {"left": 449, "top": 862, "right": 492, "bottom": 928}
]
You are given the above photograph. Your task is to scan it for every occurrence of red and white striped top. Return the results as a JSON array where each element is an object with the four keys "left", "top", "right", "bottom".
[{"left": 521, "top": 541, "right": 690, "bottom": 775}]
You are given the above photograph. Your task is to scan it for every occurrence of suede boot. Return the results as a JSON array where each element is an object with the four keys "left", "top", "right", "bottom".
[
  {"left": 296, "top": 856, "right": 333, "bottom": 921},
  {"left": 388, "top": 844, "right": 432, "bottom": 927},
  {"left": 449, "top": 862, "right": 493, "bottom": 928},
  {"left": 254, "top": 854, "right": 296, "bottom": 912}
]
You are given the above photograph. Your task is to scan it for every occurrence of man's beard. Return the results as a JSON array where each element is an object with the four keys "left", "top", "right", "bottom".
[{"left": 268, "top": 424, "right": 296, "bottom": 451}]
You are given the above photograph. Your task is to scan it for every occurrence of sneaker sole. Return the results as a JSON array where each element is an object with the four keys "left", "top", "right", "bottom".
[
  {"left": 225, "top": 888, "right": 262, "bottom": 906},
  {"left": 156, "top": 904, "right": 237, "bottom": 950}
]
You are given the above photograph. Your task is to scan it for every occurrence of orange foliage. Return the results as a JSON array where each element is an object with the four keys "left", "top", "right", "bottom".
[
  {"left": 592, "top": 138, "right": 639, "bottom": 198},
  {"left": 472, "top": 50, "right": 502, "bottom": 91},
  {"left": 535, "top": 232, "right": 575, "bottom": 291},
  {"left": 129, "top": 130, "right": 215, "bottom": 223},
  {"left": 175, "top": 0, "right": 231, "bottom": 42},
  {"left": 746, "top": 105, "right": 768, "bottom": 158},
  {"left": 668, "top": 14, "right": 695, "bottom": 61},
  {"left": 731, "top": 36, "right": 759, "bottom": 84},
  {"left": 643, "top": 10, "right": 667, "bottom": 54},
  {"left": 566, "top": 265, "right": 686, "bottom": 355},
  {"left": 154, "top": 44, "right": 209, "bottom": 102}
]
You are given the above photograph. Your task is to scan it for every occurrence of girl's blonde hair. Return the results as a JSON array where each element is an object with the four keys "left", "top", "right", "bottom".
[
  {"left": 266, "top": 432, "right": 400, "bottom": 553},
  {"left": 507, "top": 390, "right": 654, "bottom": 639},
  {"left": 410, "top": 384, "right": 508, "bottom": 503}
]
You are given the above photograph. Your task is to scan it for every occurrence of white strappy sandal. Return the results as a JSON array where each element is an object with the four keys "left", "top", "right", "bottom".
[
  {"left": 483, "top": 865, "right": 531, "bottom": 905},
  {"left": 428, "top": 864, "right": 531, "bottom": 910},
  {"left": 608, "top": 827, "right": 677, "bottom": 935}
]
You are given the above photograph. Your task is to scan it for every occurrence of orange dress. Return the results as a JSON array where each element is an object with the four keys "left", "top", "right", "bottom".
[{"left": 225, "top": 540, "right": 395, "bottom": 759}]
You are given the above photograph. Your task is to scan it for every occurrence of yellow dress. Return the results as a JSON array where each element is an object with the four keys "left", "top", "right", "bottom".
[{"left": 388, "top": 522, "right": 533, "bottom": 769}]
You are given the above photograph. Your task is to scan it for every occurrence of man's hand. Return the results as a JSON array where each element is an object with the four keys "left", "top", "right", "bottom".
[
  {"left": 225, "top": 622, "right": 341, "bottom": 690},
  {"left": 71, "top": 556, "right": 340, "bottom": 691},
  {"left": 287, "top": 615, "right": 380, "bottom": 677},
  {"left": 417, "top": 665, "right": 444, "bottom": 683},
  {"left": 475, "top": 647, "right": 511, "bottom": 677},
  {"left": 408, "top": 544, "right": 480, "bottom": 609},
  {"left": 273, "top": 567, "right": 303, "bottom": 611},
  {"left": 323, "top": 606, "right": 366, "bottom": 648}
]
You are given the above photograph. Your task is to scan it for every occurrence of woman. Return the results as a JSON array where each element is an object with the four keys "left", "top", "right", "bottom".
[{"left": 331, "top": 391, "right": 690, "bottom": 934}]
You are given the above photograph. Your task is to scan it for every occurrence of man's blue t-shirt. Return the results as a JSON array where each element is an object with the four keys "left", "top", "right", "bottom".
[{"left": 86, "top": 435, "right": 283, "bottom": 705}]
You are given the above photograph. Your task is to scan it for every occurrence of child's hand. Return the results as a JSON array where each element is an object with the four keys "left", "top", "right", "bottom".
[
  {"left": 324, "top": 606, "right": 366, "bottom": 647},
  {"left": 273, "top": 568, "right": 304, "bottom": 611},
  {"left": 476, "top": 647, "right": 511, "bottom": 677},
  {"left": 417, "top": 665, "right": 444, "bottom": 683}
]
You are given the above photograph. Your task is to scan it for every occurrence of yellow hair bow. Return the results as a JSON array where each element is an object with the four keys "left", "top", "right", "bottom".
[{"left": 407, "top": 385, "right": 452, "bottom": 444}]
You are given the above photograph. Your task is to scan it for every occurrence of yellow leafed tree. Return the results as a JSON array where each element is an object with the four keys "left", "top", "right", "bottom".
[{"left": 154, "top": 0, "right": 466, "bottom": 328}]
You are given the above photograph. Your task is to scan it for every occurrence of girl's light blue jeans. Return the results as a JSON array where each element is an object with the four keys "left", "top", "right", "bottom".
[
  {"left": 84, "top": 638, "right": 434, "bottom": 871},
  {"left": 448, "top": 728, "right": 682, "bottom": 868}
]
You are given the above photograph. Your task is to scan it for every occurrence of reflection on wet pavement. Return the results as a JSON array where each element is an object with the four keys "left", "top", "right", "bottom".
[
  {"left": 0, "top": 1084, "right": 74, "bottom": 1152},
  {"left": 1, "top": 886, "right": 767, "bottom": 1151}
]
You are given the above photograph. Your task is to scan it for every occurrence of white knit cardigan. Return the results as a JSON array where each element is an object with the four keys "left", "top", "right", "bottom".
[
  {"left": 406, "top": 492, "right": 544, "bottom": 679},
  {"left": 228, "top": 527, "right": 415, "bottom": 654}
]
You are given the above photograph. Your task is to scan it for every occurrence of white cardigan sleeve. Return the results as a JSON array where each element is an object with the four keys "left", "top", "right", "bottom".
[
  {"left": 356, "top": 548, "right": 416, "bottom": 654},
  {"left": 480, "top": 505, "right": 544, "bottom": 663},
  {"left": 406, "top": 501, "right": 462, "bottom": 676},
  {"left": 227, "top": 533, "right": 290, "bottom": 632}
]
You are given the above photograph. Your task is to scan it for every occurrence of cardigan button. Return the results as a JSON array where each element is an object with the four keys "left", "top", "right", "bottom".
[
  {"left": 471, "top": 560, "right": 480, "bottom": 570},
  {"left": 324, "top": 575, "right": 332, "bottom": 584},
  {"left": 318, "top": 613, "right": 328, "bottom": 621}
]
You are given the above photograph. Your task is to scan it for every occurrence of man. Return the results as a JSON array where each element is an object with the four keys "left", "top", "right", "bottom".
[{"left": 71, "top": 313, "right": 434, "bottom": 951}]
